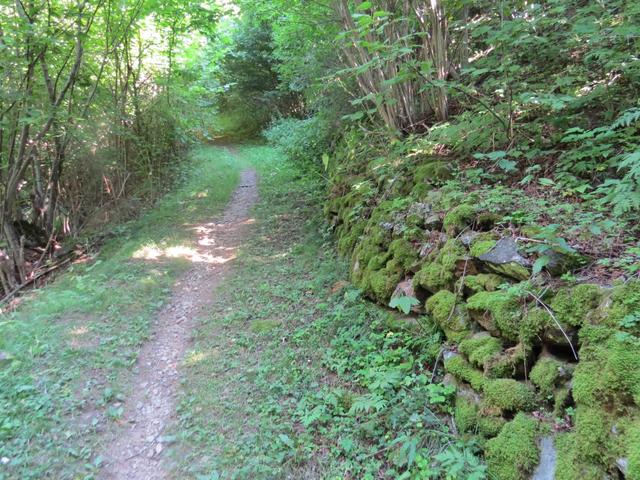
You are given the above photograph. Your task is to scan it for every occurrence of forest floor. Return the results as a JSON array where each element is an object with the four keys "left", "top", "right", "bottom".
[{"left": 0, "top": 144, "right": 452, "bottom": 480}]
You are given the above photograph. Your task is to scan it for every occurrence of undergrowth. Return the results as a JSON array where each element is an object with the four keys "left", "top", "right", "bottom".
[
  {"left": 173, "top": 146, "right": 484, "bottom": 479},
  {"left": 0, "top": 146, "right": 241, "bottom": 480}
]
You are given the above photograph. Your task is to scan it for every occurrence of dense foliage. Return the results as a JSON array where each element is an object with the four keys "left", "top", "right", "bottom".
[{"left": 0, "top": 0, "right": 219, "bottom": 295}]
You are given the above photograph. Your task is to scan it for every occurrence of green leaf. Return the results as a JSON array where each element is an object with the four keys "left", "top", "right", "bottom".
[
  {"left": 538, "top": 178, "right": 555, "bottom": 187},
  {"left": 497, "top": 158, "right": 517, "bottom": 172},
  {"left": 389, "top": 295, "right": 420, "bottom": 314},
  {"left": 322, "top": 153, "right": 330, "bottom": 171},
  {"left": 278, "top": 434, "right": 295, "bottom": 448},
  {"left": 532, "top": 255, "right": 550, "bottom": 276}
]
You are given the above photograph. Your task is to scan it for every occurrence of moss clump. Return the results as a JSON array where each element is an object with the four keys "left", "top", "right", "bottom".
[
  {"left": 443, "top": 204, "right": 476, "bottom": 235},
  {"left": 336, "top": 220, "right": 365, "bottom": 254},
  {"left": 484, "top": 343, "right": 529, "bottom": 379},
  {"left": 414, "top": 161, "right": 452, "bottom": 184},
  {"left": 573, "top": 325, "right": 640, "bottom": 408},
  {"left": 574, "top": 407, "right": 610, "bottom": 463},
  {"left": 444, "top": 355, "right": 486, "bottom": 392},
  {"left": 555, "top": 433, "right": 607, "bottom": 480},
  {"left": 388, "top": 238, "right": 418, "bottom": 270},
  {"left": 410, "top": 182, "right": 432, "bottom": 199},
  {"left": 628, "top": 420, "right": 640, "bottom": 478},
  {"left": 550, "top": 284, "right": 603, "bottom": 328},
  {"left": 530, "top": 356, "right": 563, "bottom": 398},
  {"left": 553, "top": 388, "right": 571, "bottom": 417},
  {"left": 519, "top": 307, "right": 548, "bottom": 345},
  {"left": 368, "top": 259, "right": 404, "bottom": 302},
  {"left": 425, "top": 290, "right": 470, "bottom": 342},
  {"left": 483, "top": 379, "right": 535, "bottom": 412},
  {"left": 413, "top": 239, "right": 465, "bottom": 293},
  {"left": 485, "top": 413, "right": 539, "bottom": 480},
  {"left": 455, "top": 396, "right": 479, "bottom": 434},
  {"left": 469, "top": 234, "right": 498, "bottom": 257},
  {"left": 467, "top": 290, "right": 522, "bottom": 341},
  {"left": 478, "top": 416, "right": 507, "bottom": 438},
  {"left": 608, "top": 280, "right": 640, "bottom": 333},
  {"left": 366, "top": 252, "right": 389, "bottom": 271},
  {"left": 459, "top": 334, "right": 502, "bottom": 368},
  {"left": 455, "top": 395, "right": 505, "bottom": 438},
  {"left": 458, "top": 273, "right": 505, "bottom": 295}
]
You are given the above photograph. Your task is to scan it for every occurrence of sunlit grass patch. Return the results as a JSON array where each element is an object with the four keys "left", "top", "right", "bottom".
[{"left": 0, "top": 146, "right": 242, "bottom": 479}]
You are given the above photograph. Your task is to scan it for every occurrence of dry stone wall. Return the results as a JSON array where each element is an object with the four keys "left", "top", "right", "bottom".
[{"left": 326, "top": 155, "right": 640, "bottom": 480}]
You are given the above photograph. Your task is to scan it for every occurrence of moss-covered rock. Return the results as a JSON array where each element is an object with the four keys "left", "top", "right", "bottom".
[
  {"left": 485, "top": 413, "right": 540, "bottom": 480},
  {"left": 455, "top": 395, "right": 479, "bottom": 434},
  {"left": 484, "top": 343, "right": 530, "bottom": 379},
  {"left": 467, "top": 290, "right": 522, "bottom": 341},
  {"left": 444, "top": 354, "right": 486, "bottom": 392},
  {"left": 455, "top": 394, "right": 506, "bottom": 438},
  {"left": 573, "top": 325, "right": 640, "bottom": 408},
  {"left": 628, "top": 420, "right": 640, "bottom": 479},
  {"left": 555, "top": 433, "right": 607, "bottom": 480},
  {"left": 413, "top": 239, "right": 466, "bottom": 293},
  {"left": 457, "top": 273, "right": 505, "bottom": 296},
  {"left": 607, "top": 280, "right": 640, "bottom": 334},
  {"left": 530, "top": 355, "right": 564, "bottom": 398},
  {"left": 414, "top": 161, "right": 453, "bottom": 184},
  {"left": 550, "top": 283, "right": 604, "bottom": 328},
  {"left": 469, "top": 233, "right": 498, "bottom": 258},
  {"left": 425, "top": 290, "right": 471, "bottom": 342},
  {"left": 369, "top": 266, "right": 403, "bottom": 301},
  {"left": 336, "top": 220, "right": 365, "bottom": 254},
  {"left": 443, "top": 204, "right": 476, "bottom": 235},
  {"left": 388, "top": 238, "right": 419, "bottom": 270},
  {"left": 574, "top": 406, "right": 610, "bottom": 463},
  {"left": 459, "top": 333, "right": 503, "bottom": 369},
  {"left": 483, "top": 379, "right": 536, "bottom": 412}
]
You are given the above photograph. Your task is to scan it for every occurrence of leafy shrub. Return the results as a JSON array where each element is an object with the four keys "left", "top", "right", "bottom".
[{"left": 263, "top": 116, "right": 334, "bottom": 165}]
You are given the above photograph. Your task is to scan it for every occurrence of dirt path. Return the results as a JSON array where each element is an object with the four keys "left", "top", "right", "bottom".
[{"left": 98, "top": 168, "right": 258, "bottom": 480}]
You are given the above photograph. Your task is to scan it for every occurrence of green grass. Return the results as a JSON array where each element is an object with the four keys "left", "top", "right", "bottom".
[
  {"left": 170, "top": 146, "right": 485, "bottom": 479},
  {"left": 0, "top": 146, "right": 241, "bottom": 480}
]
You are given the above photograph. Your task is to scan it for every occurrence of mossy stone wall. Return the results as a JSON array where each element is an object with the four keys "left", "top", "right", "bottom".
[{"left": 326, "top": 153, "right": 640, "bottom": 479}]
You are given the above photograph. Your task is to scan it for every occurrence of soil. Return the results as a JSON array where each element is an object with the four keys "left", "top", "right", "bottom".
[{"left": 98, "top": 169, "right": 258, "bottom": 480}]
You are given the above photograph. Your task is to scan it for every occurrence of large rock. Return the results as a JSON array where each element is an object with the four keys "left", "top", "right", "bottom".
[
  {"left": 532, "top": 436, "right": 557, "bottom": 480},
  {"left": 478, "top": 237, "right": 531, "bottom": 280}
]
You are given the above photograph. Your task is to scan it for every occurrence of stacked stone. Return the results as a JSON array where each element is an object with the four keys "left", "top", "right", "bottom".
[{"left": 326, "top": 169, "right": 640, "bottom": 479}]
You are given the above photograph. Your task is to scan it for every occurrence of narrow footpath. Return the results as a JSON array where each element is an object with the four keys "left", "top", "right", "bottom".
[{"left": 99, "top": 169, "right": 258, "bottom": 480}]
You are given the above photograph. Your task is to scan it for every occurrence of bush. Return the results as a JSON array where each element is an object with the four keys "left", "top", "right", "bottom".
[{"left": 263, "top": 116, "right": 333, "bottom": 165}]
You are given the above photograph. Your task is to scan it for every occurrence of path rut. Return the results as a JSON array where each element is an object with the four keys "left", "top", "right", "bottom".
[{"left": 99, "top": 168, "right": 258, "bottom": 480}]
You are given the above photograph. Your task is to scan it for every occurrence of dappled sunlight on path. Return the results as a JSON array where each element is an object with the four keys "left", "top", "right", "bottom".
[{"left": 98, "top": 169, "right": 258, "bottom": 480}]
